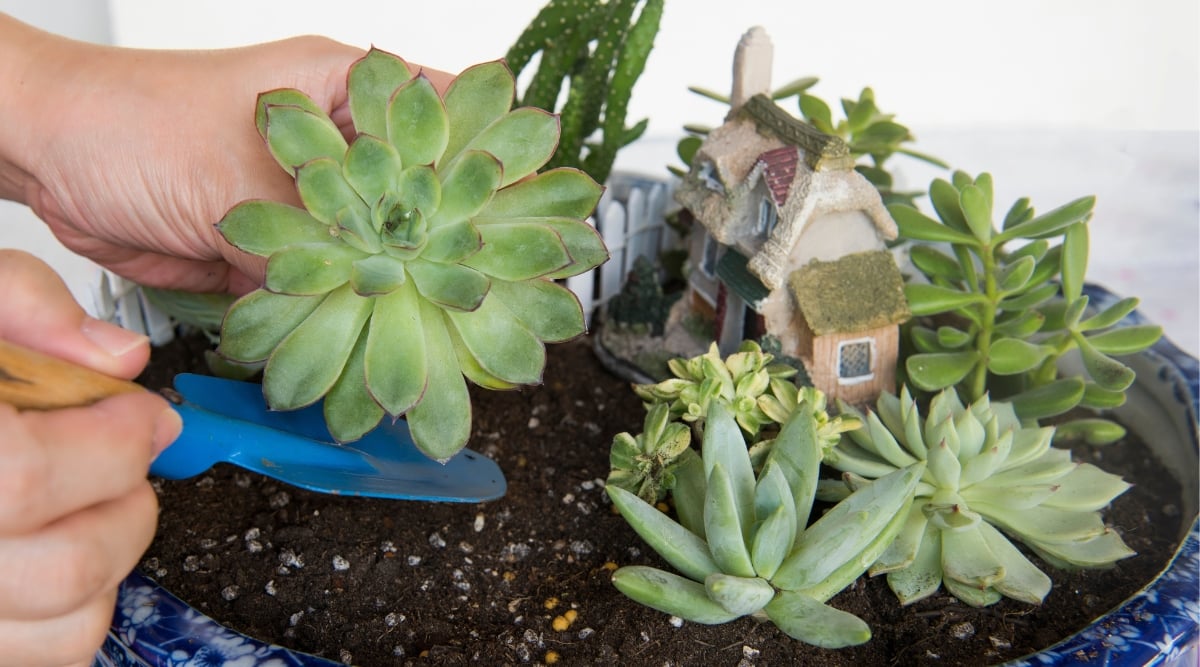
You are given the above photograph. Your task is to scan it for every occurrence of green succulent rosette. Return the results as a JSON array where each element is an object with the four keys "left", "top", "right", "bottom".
[{"left": 216, "top": 48, "right": 608, "bottom": 460}]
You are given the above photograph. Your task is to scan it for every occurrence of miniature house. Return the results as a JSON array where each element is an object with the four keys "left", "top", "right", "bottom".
[{"left": 671, "top": 26, "right": 910, "bottom": 406}]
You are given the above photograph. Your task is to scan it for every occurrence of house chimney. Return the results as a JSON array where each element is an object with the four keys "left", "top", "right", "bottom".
[{"left": 729, "top": 26, "right": 773, "bottom": 113}]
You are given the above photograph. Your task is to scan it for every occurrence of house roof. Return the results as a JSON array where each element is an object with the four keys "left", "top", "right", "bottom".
[
  {"left": 758, "top": 146, "right": 798, "bottom": 206},
  {"left": 789, "top": 250, "right": 911, "bottom": 335},
  {"left": 739, "top": 95, "right": 855, "bottom": 172},
  {"left": 716, "top": 249, "right": 770, "bottom": 310}
]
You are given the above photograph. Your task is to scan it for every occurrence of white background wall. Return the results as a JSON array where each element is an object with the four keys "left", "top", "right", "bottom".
[{"left": 2, "top": 0, "right": 1197, "bottom": 353}]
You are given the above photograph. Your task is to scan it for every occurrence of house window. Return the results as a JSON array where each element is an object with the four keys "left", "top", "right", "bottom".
[
  {"left": 756, "top": 197, "right": 778, "bottom": 238},
  {"left": 700, "top": 233, "right": 720, "bottom": 277},
  {"left": 837, "top": 338, "right": 875, "bottom": 384},
  {"left": 698, "top": 161, "right": 725, "bottom": 194}
]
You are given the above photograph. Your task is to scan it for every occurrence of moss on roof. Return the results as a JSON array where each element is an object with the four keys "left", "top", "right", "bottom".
[
  {"left": 789, "top": 250, "right": 911, "bottom": 335},
  {"left": 739, "top": 94, "right": 855, "bottom": 171}
]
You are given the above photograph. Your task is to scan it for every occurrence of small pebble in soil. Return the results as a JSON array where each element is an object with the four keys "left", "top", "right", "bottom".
[
  {"left": 288, "top": 611, "right": 303, "bottom": 626},
  {"left": 407, "top": 555, "right": 421, "bottom": 566},
  {"left": 429, "top": 532, "right": 447, "bottom": 548},
  {"left": 951, "top": 621, "right": 976, "bottom": 640},
  {"left": 384, "top": 611, "right": 404, "bottom": 627},
  {"left": 332, "top": 555, "right": 350, "bottom": 571},
  {"left": 338, "top": 649, "right": 352, "bottom": 664},
  {"left": 268, "top": 491, "right": 290, "bottom": 508},
  {"left": 577, "top": 627, "right": 595, "bottom": 639},
  {"left": 990, "top": 635, "right": 1013, "bottom": 649},
  {"left": 279, "top": 549, "right": 303, "bottom": 569},
  {"left": 669, "top": 616, "right": 683, "bottom": 628},
  {"left": 264, "top": 580, "right": 276, "bottom": 596},
  {"left": 380, "top": 540, "right": 397, "bottom": 553},
  {"left": 220, "top": 585, "right": 239, "bottom": 601},
  {"left": 474, "top": 512, "right": 486, "bottom": 532}
]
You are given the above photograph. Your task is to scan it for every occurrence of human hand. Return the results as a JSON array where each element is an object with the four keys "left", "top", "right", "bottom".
[
  {"left": 0, "top": 250, "right": 181, "bottom": 667},
  {"left": 0, "top": 14, "right": 453, "bottom": 295}
]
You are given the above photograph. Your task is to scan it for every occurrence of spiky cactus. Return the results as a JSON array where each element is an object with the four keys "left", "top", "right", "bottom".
[
  {"left": 823, "top": 386, "right": 1134, "bottom": 607},
  {"left": 215, "top": 48, "right": 608, "bottom": 460}
]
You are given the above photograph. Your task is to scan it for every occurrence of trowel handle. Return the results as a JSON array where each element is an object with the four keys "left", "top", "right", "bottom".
[{"left": 0, "top": 339, "right": 145, "bottom": 410}]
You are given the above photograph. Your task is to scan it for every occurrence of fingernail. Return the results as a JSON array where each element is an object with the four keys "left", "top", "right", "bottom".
[
  {"left": 81, "top": 317, "right": 149, "bottom": 357},
  {"left": 152, "top": 407, "right": 183, "bottom": 457}
]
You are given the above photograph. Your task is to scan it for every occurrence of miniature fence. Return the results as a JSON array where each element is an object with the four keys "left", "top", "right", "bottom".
[{"left": 94, "top": 171, "right": 680, "bottom": 342}]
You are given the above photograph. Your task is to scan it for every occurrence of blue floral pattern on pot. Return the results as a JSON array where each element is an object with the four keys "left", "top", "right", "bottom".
[{"left": 95, "top": 283, "right": 1198, "bottom": 667}]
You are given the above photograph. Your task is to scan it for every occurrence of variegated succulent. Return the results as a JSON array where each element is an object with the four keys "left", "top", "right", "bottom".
[
  {"left": 822, "top": 386, "right": 1134, "bottom": 607},
  {"left": 216, "top": 48, "right": 608, "bottom": 459},
  {"left": 607, "top": 402, "right": 694, "bottom": 503},
  {"left": 608, "top": 400, "right": 923, "bottom": 648}
]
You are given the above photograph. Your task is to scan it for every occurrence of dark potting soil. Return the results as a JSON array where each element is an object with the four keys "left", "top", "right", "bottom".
[{"left": 137, "top": 331, "right": 1185, "bottom": 666}]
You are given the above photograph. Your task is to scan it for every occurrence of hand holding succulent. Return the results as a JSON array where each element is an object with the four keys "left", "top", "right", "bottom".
[{"left": 215, "top": 48, "right": 608, "bottom": 459}]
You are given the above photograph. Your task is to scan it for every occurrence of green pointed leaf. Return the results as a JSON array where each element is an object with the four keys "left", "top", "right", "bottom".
[
  {"left": 607, "top": 485, "right": 720, "bottom": 583},
  {"left": 958, "top": 184, "right": 993, "bottom": 242},
  {"left": 421, "top": 220, "right": 482, "bottom": 265},
  {"left": 1052, "top": 417, "right": 1126, "bottom": 445},
  {"left": 1002, "top": 196, "right": 1034, "bottom": 230},
  {"left": 1041, "top": 463, "right": 1131, "bottom": 511},
  {"left": 430, "top": 150, "right": 502, "bottom": 227},
  {"left": 1078, "top": 383, "right": 1128, "bottom": 410},
  {"left": 928, "top": 178, "right": 970, "bottom": 233},
  {"left": 906, "top": 351, "right": 980, "bottom": 392},
  {"left": 800, "top": 492, "right": 917, "bottom": 603},
  {"left": 256, "top": 89, "right": 325, "bottom": 139},
  {"left": 349, "top": 254, "right": 407, "bottom": 296},
  {"left": 798, "top": 93, "right": 834, "bottom": 133},
  {"left": 387, "top": 75, "right": 449, "bottom": 168},
  {"left": 703, "top": 403, "right": 756, "bottom": 533},
  {"left": 296, "top": 158, "right": 370, "bottom": 226},
  {"left": 348, "top": 47, "right": 415, "bottom": 138},
  {"left": 454, "top": 107, "right": 558, "bottom": 187},
  {"left": 975, "top": 521, "right": 1051, "bottom": 604},
  {"left": 1061, "top": 222, "right": 1089, "bottom": 303},
  {"left": 704, "top": 464, "right": 755, "bottom": 578},
  {"left": 972, "top": 502, "right": 1108, "bottom": 545},
  {"left": 343, "top": 134, "right": 403, "bottom": 207},
  {"left": 943, "top": 576, "right": 1002, "bottom": 607},
  {"left": 218, "top": 200, "right": 334, "bottom": 257},
  {"left": 446, "top": 295, "right": 544, "bottom": 384},
  {"left": 998, "top": 282, "right": 1059, "bottom": 312},
  {"left": 941, "top": 526, "right": 1004, "bottom": 589},
  {"left": 447, "top": 323, "right": 516, "bottom": 390},
  {"left": 764, "top": 591, "right": 871, "bottom": 648},
  {"left": 265, "top": 243, "right": 364, "bottom": 295},
  {"left": 889, "top": 204, "right": 978, "bottom": 245},
  {"left": 264, "top": 285, "right": 374, "bottom": 410},
  {"left": 461, "top": 222, "right": 570, "bottom": 280},
  {"left": 489, "top": 279, "right": 585, "bottom": 343},
  {"left": 404, "top": 303, "right": 472, "bottom": 461},
  {"left": 365, "top": 281, "right": 427, "bottom": 416},
  {"left": 394, "top": 164, "right": 442, "bottom": 218},
  {"left": 996, "top": 196, "right": 1095, "bottom": 243},
  {"left": 750, "top": 464, "right": 796, "bottom": 580},
  {"left": 443, "top": 60, "right": 516, "bottom": 164},
  {"left": 542, "top": 218, "right": 608, "bottom": 278},
  {"left": 886, "top": 524, "right": 943, "bottom": 605},
  {"left": 997, "top": 255, "right": 1036, "bottom": 295},
  {"left": 673, "top": 450, "right": 708, "bottom": 537},
  {"left": 1010, "top": 377, "right": 1085, "bottom": 419},
  {"left": 705, "top": 574, "right": 774, "bottom": 616},
  {"left": 611, "top": 566, "right": 741, "bottom": 625},
  {"left": 1078, "top": 297, "right": 1139, "bottom": 331},
  {"left": 1076, "top": 340, "right": 1136, "bottom": 392},
  {"left": 478, "top": 168, "right": 602, "bottom": 219},
  {"left": 904, "top": 283, "right": 987, "bottom": 316},
  {"left": 909, "top": 245, "right": 964, "bottom": 283},
  {"left": 987, "top": 337, "right": 1050, "bottom": 375},
  {"left": 935, "top": 326, "right": 973, "bottom": 350},
  {"left": 1085, "top": 324, "right": 1162, "bottom": 355},
  {"left": 1024, "top": 530, "right": 1136, "bottom": 568},
  {"left": 994, "top": 310, "right": 1045, "bottom": 338},
  {"left": 323, "top": 329, "right": 385, "bottom": 443},
  {"left": 219, "top": 290, "right": 323, "bottom": 363},
  {"left": 870, "top": 502, "right": 927, "bottom": 574},
  {"left": 263, "top": 104, "right": 348, "bottom": 174},
  {"left": 406, "top": 258, "right": 490, "bottom": 311}
]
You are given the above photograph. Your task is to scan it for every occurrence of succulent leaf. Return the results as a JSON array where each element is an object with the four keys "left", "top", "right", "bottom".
[
  {"left": 348, "top": 48, "right": 415, "bottom": 138},
  {"left": 704, "top": 464, "right": 755, "bottom": 578},
  {"left": 477, "top": 168, "right": 602, "bottom": 219},
  {"left": 704, "top": 573, "right": 775, "bottom": 616},
  {"left": 323, "top": 330, "right": 385, "bottom": 442},
  {"left": 296, "top": 158, "right": 370, "bottom": 227},
  {"left": 607, "top": 485, "right": 720, "bottom": 582},
  {"left": 404, "top": 303, "right": 472, "bottom": 461},
  {"left": 343, "top": 134, "right": 404, "bottom": 207},
  {"left": 364, "top": 281, "right": 427, "bottom": 416},
  {"left": 453, "top": 107, "right": 558, "bottom": 187},
  {"left": 263, "top": 103, "right": 349, "bottom": 174},
  {"left": 266, "top": 243, "right": 365, "bottom": 295},
  {"left": 463, "top": 222, "right": 571, "bottom": 280},
  {"left": 218, "top": 201, "right": 333, "bottom": 257},
  {"left": 387, "top": 76, "right": 449, "bottom": 167},
  {"left": 446, "top": 296, "right": 545, "bottom": 384},
  {"left": 219, "top": 291, "right": 324, "bottom": 363},
  {"left": 611, "top": 566, "right": 741, "bottom": 625},
  {"left": 886, "top": 524, "right": 942, "bottom": 605},
  {"left": 349, "top": 254, "right": 408, "bottom": 296},
  {"left": 405, "top": 258, "right": 489, "bottom": 312},
  {"left": 764, "top": 591, "right": 871, "bottom": 648},
  {"left": 431, "top": 150, "right": 503, "bottom": 227},
  {"left": 422, "top": 221, "right": 483, "bottom": 263},
  {"left": 443, "top": 61, "right": 517, "bottom": 164},
  {"left": 489, "top": 279, "right": 585, "bottom": 343}
]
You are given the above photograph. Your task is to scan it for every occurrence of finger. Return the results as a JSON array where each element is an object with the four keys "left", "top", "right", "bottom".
[
  {"left": 0, "top": 250, "right": 149, "bottom": 380},
  {"left": 0, "top": 392, "right": 178, "bottom": 534},
  {"left": 0, "top": 584, "right": 120, "bottom": 667},
  {"left": 0, "top": 482, "right": 156, "bottom": 621}
]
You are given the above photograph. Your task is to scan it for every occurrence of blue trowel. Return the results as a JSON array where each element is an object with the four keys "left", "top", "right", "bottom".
[{"left": 0, "top": 340, "right": 506, "bottom": 502}]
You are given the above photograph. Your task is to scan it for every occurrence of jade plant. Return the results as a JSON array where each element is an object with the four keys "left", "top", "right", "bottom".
[
  {"left": 820, "top": 386, "right": 1134, "bottom": 607},
  {"left": 893, "top": 171, "right": 1162, "bottom": 443},
  {"left": 608, "top": 399, "right": 923, "bottom": 648},
  {"left": 505, "top": 0, "right": 663, "bottom": 184},
  {"left": 214, "top": 48, "right": 608, "bottom": 459}
]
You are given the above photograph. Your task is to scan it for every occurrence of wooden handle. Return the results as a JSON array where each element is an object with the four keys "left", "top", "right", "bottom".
[{"left": 0, "top": 339, "right": 145, "bottom": 410}]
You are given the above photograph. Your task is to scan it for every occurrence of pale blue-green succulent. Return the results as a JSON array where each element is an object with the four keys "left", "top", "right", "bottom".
[
  {"left": 216, "top": 48, "right": 607, "bottom": 459},
  {"left": 822, "top": 386, "right": 1134, "bottom": 607},
  {"left": 608, "top": 399, "right": 923, "bottom": 648}
]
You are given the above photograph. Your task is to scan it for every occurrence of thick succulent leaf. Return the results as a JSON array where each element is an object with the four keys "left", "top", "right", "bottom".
[
  {"left": 798, "top": 493, "right": 917, "bottom": 603},
  {"left": 999, "top": 282, "right": 1059, "bottom": 312},
  {"left": 263, "top": 104, "right": 348, "bottom": 174},
  {"left": 263, "top": 286, "right": 374, "bottom": 410},
  {"left": 1009, "top": 377, "right": 1086, "bottom": 419},
  {"left": 905, "top": 351, "right": 979, "bottom": 391},
  {"left": 870, "top": 502, "right": 927, "bottom": 575},
  {"left": 750, "top": 463, "right": 796, "bottom": 580},
  {"left": 888, "top": 203, "right": 978, "bottom": 245},
  {"left": 928, "top": 178, "right": 970, "bottom": 233},
  {"left": 977, "top": 521, "right": 1051, "bottom": 604},
  {"left": 1060, "top": 221, "right": 1089, "bottom": 302},
  {"left": 1024, "top": 529, "right": 1136, "bottom": 568},
  {"left": 607, "top": 485, "right": 720, "bottom": 583},
  {"left": 430, "top": 150, "right": 502, "bottom": 228},
  {"left": 1077, "top": 296, "right": 1139, "bottom": 332},
  {"left": 323, "top": 330, "right": 385, "bottom": 443},
  {"left": 908, "top": 244, "right": 964, "bottom": 283},
  {"left": 447, "top": 323, "right": 517, "bottom": 390},
  {"left": 886, "top": 523, "right": 943, "bottom": 605},
  {"left": 477, "top": 168, "right": 602, "bottom": 219},
  {"left": 446, "top": 295, "right": 545, "bottom": 385},
  {"left": 462, "top": 222, "right": 571, "bottom": 280},
  {"left": 704, "top": 574, "right": 774, "bottom": 616},
  {"left": 386, "top": 75, "right": 449, "bottom": 168},
  {"left": 764, "top": 591, "right": 871, "bottom": 648},
  {"left": 925, "top": 440, "right": 962, "bottom": 488},
  {"left": 764, "top": 404, "right": 821, "bottom": 532},
  {"left": 994, "top": 310, "right": 1046, "bottom": 338},
  {"left": 1052, "top": 417, "right": 1126, "bottom": 445},
  {"left": 1084, "top": 324, "right": 1163, "bottom": 356},
  {"left": 996, "top": 196, "right": 1095, "bottom": 243},
  {"left": 704, "top": 464, "right": 756, "bottom": 578},
  {"left": 703, "top": 402, "right": 756, "bottom": 534},
  {"left": 218, "top": 200, "right": 334, "bottom": 257},
  {"left": 265, "top": 243, "right": 365, "bottom": 295},
  {"left": 296, "top": 158, "right": 371, "bottom": 226},
  {"left": 963, "top": 483, "right": 1059, "bottom": 510},
  {"left": 940, "top": 525, "right": 1005, "bottom": 590},
  {"left": 541, "top": 218, "right": 609, "bottom": 278},
  {"left": 1078, "top": 383, "right": 1128, "bottom": 410},
  {"left": 1042, "top": 463, "right": 1131, "bottom": 512},
  {"left": 972, "top": 502, "right": 1108, "bottom": 545},
  {"left": 395, "top": 164, "right": 442, "bottom": 217},
  {"left": 364, "top": 281, "right": 427, "bottom": 416},
  {"left": 442, "top": 60, "right": 516, "bottom": 166},
  {"left": 958, "top": 184, "right": 993, "bottom": 242},
  {"left": 256, "top": 89, "right": 325, "bottom": 139},
  {"left": 406, "top": 258, "right": 490, "bottom": 312},
  {"left": 997, "top": 255, "right": 1036, "bottom": 295},
  {"left": 454, "top": 107, "right": 558, "bottom": 187},
  {"left": 905, "top": 283, "right": 988, "bottom": 316},
  {"left": 219, "top": 291, "right": 323, "bottom": 363},
  {"left": 672, "top": 450, "right": 708, "bottom": 537},
  {"left": 349, "top": 254, "right": 408, "bottom": 296},
  {"left": 1075, "top": 334, "right": 1136, "bottom": 391},
  {"left": 943, "top": 576, "right": 1002, "bottom": 607},
  {"left": 343, "top": 134, "right": 403, "bottom": 207},
  {"left": 864, "top": 410, "right": 919, "bottom": 469},
  {"left": 935, "top": 326, "right": 973, "bottom": 350},
  {"left": 423, "top": 221, "right": 483, "bottom": 264},
  {"left": 348, "top": 48, "right": 415, "bottom": 139},
  {"left": 824, "top": 439, "right": 898, "bottom": 480},
  {"left": 404, "top": 303, "right": 472, "bottom": 461},
  {"left": 611, "top": 566, "right": 741, "bottom": 625},
  {"left": 773, "top": 464, "right": 923, "bottom": 592},
  {"left": 488, "top": 279, "right": 585, "bottom": 343}
]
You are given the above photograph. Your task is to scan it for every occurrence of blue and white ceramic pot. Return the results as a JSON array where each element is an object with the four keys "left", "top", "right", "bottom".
[{"left": 95, "top": 285, "right": 1198, "bottom": 667}]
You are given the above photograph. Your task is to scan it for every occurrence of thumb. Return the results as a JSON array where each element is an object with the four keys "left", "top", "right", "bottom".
[{"left": 0, "top": 250, "right": 150, "bottom": 380}]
